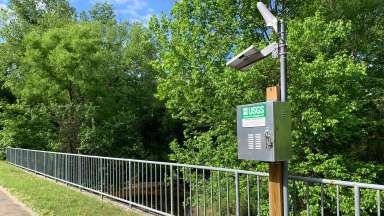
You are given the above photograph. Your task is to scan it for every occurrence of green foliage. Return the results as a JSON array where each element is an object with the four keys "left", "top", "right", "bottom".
[
  {"left": 0, "top": 0, "right": 382, "bottom": 214},
  {"left": 0, "top": 1, "right": 178, "bottom": 160},
  {"left": 89, "top": 2, "right": 116, "bottom": 24},
  {"left": 150, "top": 1, "right": 384, "bottom": 214},
  {"left": 150, "top": 0, "right": 383, "bottom": 182}
]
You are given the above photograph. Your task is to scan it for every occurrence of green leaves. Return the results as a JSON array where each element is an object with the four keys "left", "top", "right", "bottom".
[
  {"left": 150, "top": 1, "right": 383, "bottom": 190},
  {"left": 0, "top": 1, "right": 177, "bottom": 160}
]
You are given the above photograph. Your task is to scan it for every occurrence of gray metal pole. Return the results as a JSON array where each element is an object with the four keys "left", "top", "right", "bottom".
[
  {"left": 279, "top": 20, "right": 287, "bottom": 102},
  {"left": 279, "top": 20, "right": 289, "bottom": 216},
  {"left": 355, "top": 186, "right": 361, "bottom": 216}
]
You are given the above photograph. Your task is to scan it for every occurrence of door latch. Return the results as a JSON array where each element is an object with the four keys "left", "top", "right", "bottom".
[{"left": 265, "top": 129, "right": 273, "bottom": 149}]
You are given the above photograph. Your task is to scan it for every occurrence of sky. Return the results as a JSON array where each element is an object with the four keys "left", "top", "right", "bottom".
[{"left": 0, "top": 0, "right": 175, "bottom": 24}]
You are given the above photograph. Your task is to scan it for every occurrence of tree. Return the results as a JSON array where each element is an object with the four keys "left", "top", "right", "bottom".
[
  {"left": 0, "top": 1, "right": 178, "bottom": 160},
  {"left": 286, "top": 0, "right": 384, "bottom": 164},
  {"left": 0, "top": 0, "right": 76, "bottom": 157},
  {"left": 149, "top": 0, "right": 383, "bottom": 182},
  {"left": 89, "top": 2, "right": 115, "bottom": 24}
]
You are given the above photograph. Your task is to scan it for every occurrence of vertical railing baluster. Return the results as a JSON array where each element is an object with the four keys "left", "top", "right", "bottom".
[
  {"left": 196, "top": 169, "right": 199, "bottom": 216},
  {"left": 378, "top": 190, "right": 381, "bottom": 216},
  {"left": 65, "top": 154, "right": 68, "bottom": 185},
  {"left": 119, "top": 160, "right": 122, "bottom": 197},
  {"left": 183, "top": 167, "right": 186, "bottom": 216},
  {"left": 113, "top": 159, "right": 119, "bottom": 197},
  {"left": 165, "top": 166, "right": 168, "bottom": 213},
  {"left": 160, "top": 165, "right": 163, "bottom": 211},
  {"left": 110, "top": 159, "right": 112, "bottom": 196},
  {"left": 133, "top": 162, "right": 136, "bottom": 203},
  {"left": 124, "top": 161, "right": 127, "bottom": 200},
  {"left": 151, "top": 163, "right": 153, "bottom": 209},
  {"left": 121, "top": 160, "right": 123, "bottom": 198},
  {"left": 116, "top": 160, "right": 118, "bottom": 197},
  {"left": 111, "top": 159, "right": 114, "bottom": 195},
  {"left": 54, "top": 153, "right": 57, "bottom": 180},
  {"left": 210, "top": 171, "right": 213, "bottom": 216},
  {"left": 142, "top": 162, "right": 145, "bottom": 205},
  {"left": 100, "top": 158, "right": 103, "bottom": 195},
  {"left": 171, "top": 165, "right": 174, "bottom": 215},
  {"left": 235, "top": 172, "right": 240, "bottom": 216},
  {"left": 107, "top": 159, "right": 110, "bottom": 195},
  {"left": 336, "top": 185, "right": 340, "bottom": 216},
  {"left": 87, "top": 157, "right": 89, "bottom": 189},
  {"left": 146, "top": 163, "right": 149, "bottom": 206},
  {"left": 354, "top": 186, "right": 360, "bottom": 216},
  {"left": 247, "top": 175, "right": 250, "bottom": 216},
  {"left": 177, "top": 166, "right": 179, "bottom": 215},
  {"left": 34, "top": 151, "right": 37, "bottom": 171},
  {"left": 129, "top": 161, "right": 132, "bottom": 207},
  {"left": 119, "top": 160, "right": 121, "bottom": 198},
  {"left": 306, "top": 183, "right": 310, "bottom": 216},
  {"left": 155, "top": 164, "right": 158, "bottom": 210},
  {"left": 78, "top": 155, "right": 81, "bottom": 186},
  {"left": 26, "top": 150, "right": 29, "bottom": 168},
  {"left": 93, "top": 157, "right": 95, "bottom": 190},
  {"left": 44, "top": 152, "right": 46, "bottom": 175},
  {"left": 203, "top": 169, "right": 206, "bottom": 216},
  {"left": 226, "top": 173, "right": 229, "bottom": 216},
  {"left": 190, "top": 168, "right": 192, "bottom": 216},
  {"left": 257, "top": 176, "right": 260, "bottom": 216},
  {"left": 218, "top": 171, "right": 221, "bottom": 216},
  {"left": 321, "top": 184, "right": 324, "bottom": 216}
]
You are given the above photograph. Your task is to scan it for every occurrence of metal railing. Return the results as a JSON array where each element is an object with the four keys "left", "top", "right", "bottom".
[{"left": 5, "top": 147, "right": 384, "bottom": 216}]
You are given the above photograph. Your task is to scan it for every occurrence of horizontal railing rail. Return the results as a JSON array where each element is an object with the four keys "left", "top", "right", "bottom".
[{"left": 5, "top": 147, "right": 383, "bottom": 216}]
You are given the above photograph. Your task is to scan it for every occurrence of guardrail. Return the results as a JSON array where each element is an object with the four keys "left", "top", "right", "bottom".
[{"left": 6, "top": 147, "right": 383, "bottom": 216}]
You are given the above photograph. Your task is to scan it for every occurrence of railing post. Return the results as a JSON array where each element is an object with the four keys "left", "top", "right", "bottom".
[
  {"left": 43, "top": 152, "right": 46, "bottom": 176},
  {"left": 354, "top": 186, "right": 360, "bottom": 216},
  {"left": 100, "top": 158, "right": 102, "bottom": 192},
  {"left": 26, "top": 149, "right": 29, "bottom": 168},
  {"left": 100, "top": 158, "right": 103, "bottom": 199},
  {"left": 34, "top": 151, "right": 37, "bottom": 171},
  {"left": 66, "top": 154, "right": 68, "bottom": 186},
  {"left": 235, "top": 172, "right": 240, "bottom": 216},
  {"left": 377, "top": 190, "right": 381, "bottom": 216},
  {"left": 54, "top": 154, "right": 57, "bottom": 181},
  {"left": 129, "top": 160, "right": 132, "bottom": 207},
  {"left": 336, "top": 185, "right": 340, "bottom": 216},
  {"left": 321, "top": 184, "right": 324, "bottom": 216},
  {"left": 170, "top": 165, "right": 174, "bottom": 215},
  {"left": 78, "top": 155, "right": 80, "bottom": 186}
]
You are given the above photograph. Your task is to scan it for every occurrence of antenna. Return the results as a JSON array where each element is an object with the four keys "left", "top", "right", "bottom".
[{"left": 257, "top": 2, "right": 278, "bottom": 32}]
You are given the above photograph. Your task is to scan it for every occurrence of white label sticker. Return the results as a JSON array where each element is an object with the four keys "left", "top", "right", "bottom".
[{"left": 242, "top": 117, "right": 265, "bottom": 127}]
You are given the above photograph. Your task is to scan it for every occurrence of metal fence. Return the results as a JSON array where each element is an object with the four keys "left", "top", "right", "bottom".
[{"left": 5, "top": 147, "right": 384, "bottom": 216}]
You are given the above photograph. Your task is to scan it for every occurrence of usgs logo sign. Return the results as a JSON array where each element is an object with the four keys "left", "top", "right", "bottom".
[{"left": 241, "top": 104, "right": 266, "bottom": 119}]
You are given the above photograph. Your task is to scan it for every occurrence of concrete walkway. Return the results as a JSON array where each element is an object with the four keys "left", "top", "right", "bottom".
[{"left": 0, "top": 187, "right": 35, "bottom": 216}]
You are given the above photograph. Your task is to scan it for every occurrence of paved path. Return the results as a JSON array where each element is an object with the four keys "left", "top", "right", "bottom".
[{"left": 0, "top": 187, "right": 35, "bottom": 216}]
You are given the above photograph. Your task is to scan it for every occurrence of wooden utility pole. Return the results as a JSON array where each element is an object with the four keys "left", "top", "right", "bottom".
[{"left": 266, "top": 86, "right": 284, "bottom": 216}]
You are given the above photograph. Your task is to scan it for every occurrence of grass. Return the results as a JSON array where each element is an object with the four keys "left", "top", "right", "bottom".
[{"left": 0, "top": 160, "right": 139, "bottom": 216}]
